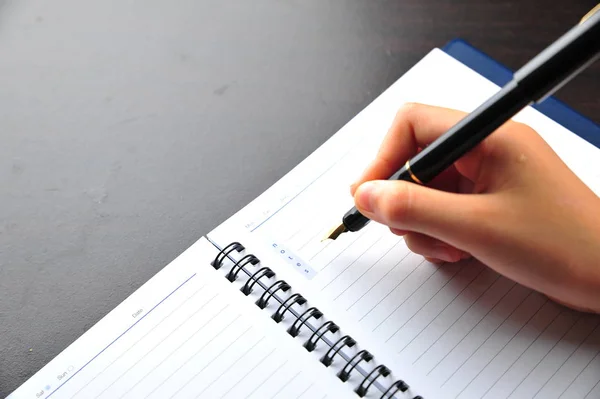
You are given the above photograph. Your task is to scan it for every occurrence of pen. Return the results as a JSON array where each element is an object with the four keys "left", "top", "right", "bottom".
[{"left": 325, "top": 7, "right": 600, "bottom": 241}]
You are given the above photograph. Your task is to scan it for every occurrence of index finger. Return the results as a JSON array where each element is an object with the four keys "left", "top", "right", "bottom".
[{"left": 350, "top": 103, "right": 469, "bottom": 195}]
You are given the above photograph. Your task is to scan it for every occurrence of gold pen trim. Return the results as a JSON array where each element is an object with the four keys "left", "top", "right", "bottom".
[
  {"left": 405, "top": 160, "right": 423, "bottom": 185},
  {"left": 580, "top": 4, "right": 600, "bottom": 24}
]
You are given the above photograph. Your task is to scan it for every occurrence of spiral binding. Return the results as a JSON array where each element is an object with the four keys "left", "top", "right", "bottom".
[
  {"left": 226, "top": 254, "right": 259, "bottom": 282},
  {"left": 209, "top": 239, "right": 424, "bottom": 399},
  {"left": 272, "top": 293, "right": 306, "bottom": 322},
  {"left": 321, "top": 335, "right": 356, "bottom": 367},
  {"left": 256, "top": 280, "right": 290, "bottom": 309}
]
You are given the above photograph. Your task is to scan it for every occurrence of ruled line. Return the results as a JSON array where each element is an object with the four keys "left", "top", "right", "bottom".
[
  {"left": 194, "top": 336, "right": 264, "bottom": 398},
  {"left": 294, "top": 383, "right": 314, "bottom": 399},
  {"left": 388, "top": 264, "right": 483, "bottom": 345},
  {"left": 416, "top": 280, "right": 515, "bottom": 368},
  {"left": 218, "top": 348, "right": 276, "bottom": 398},
  {"left": 270, "top": 371, "right": 302, "bottom": 399},
  {"left": 298, "top": 228, "right": 328, "bottom": 251},
  {"left": 358, "top": 259, "right": 428, "bottom": 323},
  {"left": 114, "top": 300, "right": 226, "bottom": 398},
  {"left": 319, "top": 229, "right": 368, "bottom": 273},
  {"left": 397, "top": 272, "right": 499, "bottom": 356},
  {"left": 504, "top": 315, "right": 580, "bottom": 398},
  {"left": 167, "top": 324, "right": 252, "bottom": 399},
  {"left": 558, "top": 351, "right": 600, "bottom": 398},
  {"left": 69, "top": 283, "right": 210, "bottom": 399},
  {"left": 372, "top": 264, "right": 446, "bottom": 332},
  {"left": 144, "top": 313, "right": 239, "bottom": 398},
  {"left": 584, "top": 379, "right": 600, "bottom": 399},
  {"left": 321, "top": 233, "right": 383, "bottom": 291},
  {"left": 48, "top": 273, "right": 197, "bottom": 399},
  {"left": 332, "top": 238, "right": 402, "bottom": 302},
  {"left": 346, "top": 250, "right": 412, "bottom": 312},
  {"left": 438, "top": 291, "right": 537, "bottom": 385},
  {"left": 244, "top": 360, "right": 289, "bottom": 398},
  {"left": 284, "top": 225, "right": 306, "bottom": 243},
  {"left": 309, "top": 241, "right": 332, "bottom": 261},
  {"left": 95, "top": 298, "right": 225, "bottom": 398},
  {"left": 455, "top": 301, "right": 557, "bottom": 397},
  {"left": 537, "top": 321, "right": 600, "bottom": 398}
]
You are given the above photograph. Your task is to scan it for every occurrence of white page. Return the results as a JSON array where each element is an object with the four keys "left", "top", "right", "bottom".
[
  {"left": 209, "top": 48, "right": 600, "bottom": 398},
  {"left": 9, "top": 237, "right": 357, "bottom": 399}
]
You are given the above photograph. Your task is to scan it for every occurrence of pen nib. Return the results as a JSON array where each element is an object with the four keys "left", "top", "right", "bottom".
[{"left": 322, "top": 223, "right": 347, "bottom": 241}]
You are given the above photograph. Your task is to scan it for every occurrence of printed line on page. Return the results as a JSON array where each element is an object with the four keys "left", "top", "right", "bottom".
[
  {"left": 143, "top": 313, "right": 239, "bottom": 398},
  {"left": 193, "top": 337, "right": 265, "bottom": 398},
  {"left": 319, "top": 229, "right": 369, "bottom": 273},
  {"left": 583, "top": 380, "right": 600, "bottom": 399},
  {"left": 346, "top": 250, "right": 412, "bottom": 312},
  {"left": 46, "top": 273, "right": 197, "bottom": 399},
  {"left": 476, "top": 309, "right": 566, "bottom": 398},
  {"left": 558, "top": 351, "right": 600, "bottom": 398},
  {"left": 248, "top": 129, "right": 371, "bottom": 234},
  {"left": 372, "top": 263, "right": 445, "bottom": 332},
  {"left": 167, "top": 324, "right": 253, "bottom": 399},
  {"left": 321, "top": 233, "right": 383, "bottom": 291},
  {"left": 309, "top": 241, "right": 332, "bottom": 261},
  {"left": 218, "top": 348, "right": 277, "bottom": 399},
  {"left": 398, "top": 273, "right": 500, "bottom": 356},
  {"left": 415, "top": 281, "right": 516, "bottom": 367},
  {"left": 294, "top": 383, "right": 314, "bottom": 399},
  {"left": 298, "top": 228, "right": 329, "bottom": 251},
  {"left": 285, "top": 226, "right": 306, "bottom": 243},
  {"left": 454, "top": 300, "right": 557, "bottom": 397},
  {"left": 121, "top": 303, "right": 229, "bottom": 397},
  {"left": 536, "top": 321, "right": 600, "bottom": 398},
  {"left": 387, "top": 264, "right": 483, "bottom": 345},
  {"left": 584, "top": 379, "right": 600, "bottom": 398},
  {"left": 358, "top": 259, "right": 427, "bottom": 322},
  {"left": 97, "top": 301, "right": 227, "bottom": 399},
  {"left": 244, "top": 360, "right": 289, "bottom": 398},
  {"left": 438, "top": 291, "right": 538, "bottom": 385},
  {"left": 333, "top": 238, "right": 402, "bottom": 302},
  {"left": 68, "top": 283, "right": 210, "bottom": 399},
  {"left": 506, "top": 315, "right": 582, "bottom": 398},
  {"left": 270, "top": 371, "right": 302, "bottom": 399}
]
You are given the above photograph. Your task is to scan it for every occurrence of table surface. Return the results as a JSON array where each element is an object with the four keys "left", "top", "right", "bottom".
[{"left": 1, "top": 0, "right": 599, "bottom": 395}]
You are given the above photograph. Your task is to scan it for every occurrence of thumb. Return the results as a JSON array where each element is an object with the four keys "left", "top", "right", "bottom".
[{"left": 354, "top": 180, "right": 486, "bottom": 248}]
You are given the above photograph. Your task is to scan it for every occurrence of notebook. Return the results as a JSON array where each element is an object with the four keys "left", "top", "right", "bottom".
[{"left": 9, "top": 40, "right": 600, "bottom": 399}]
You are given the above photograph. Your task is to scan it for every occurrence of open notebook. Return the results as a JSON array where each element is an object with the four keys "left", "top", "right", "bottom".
[{"left": 10, "top": 43, "right": 600, "bottom": 399}]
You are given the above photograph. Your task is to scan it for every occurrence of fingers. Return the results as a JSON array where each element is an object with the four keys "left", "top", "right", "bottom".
[
  {"left": 351, "top": 103, "right": 483, "bottom": 195},
  {"left": 354, "top": 179, "right": 487, "bottom": 250},
  {"left": 404, "top": 232, "right": 469, "bottom": 263}
]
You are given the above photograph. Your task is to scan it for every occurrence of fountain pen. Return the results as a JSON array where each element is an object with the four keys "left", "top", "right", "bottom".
[{"left": 324, "top": 7, "right": 600, "bottom": 241}]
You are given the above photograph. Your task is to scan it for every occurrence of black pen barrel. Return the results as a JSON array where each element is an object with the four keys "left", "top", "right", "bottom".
[
  {"left": 515, "top": 9, "right": 600, "bottom": 103},
  {"left": 405, "top": 80, "right": 527, "bottom": 183},
  {"left": 407, "top": 11, "right": 600, "bottom": 184}
]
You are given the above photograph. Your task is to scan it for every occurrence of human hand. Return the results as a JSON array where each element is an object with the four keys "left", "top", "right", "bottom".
[{"left": 351, "top": 103, "right": 600, "bottom": 313}]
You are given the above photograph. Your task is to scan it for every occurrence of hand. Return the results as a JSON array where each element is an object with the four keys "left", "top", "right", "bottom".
[{"left": 351, "top": 103, "right": 600, "bottom": 313}]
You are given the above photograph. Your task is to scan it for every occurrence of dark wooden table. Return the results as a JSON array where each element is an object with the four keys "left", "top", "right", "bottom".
[
  {"left": 365, "top": 1, "right": 599, "bottom": 120},
  {"left": 1, "top": 0, "right": 598, "bottom": 396}
]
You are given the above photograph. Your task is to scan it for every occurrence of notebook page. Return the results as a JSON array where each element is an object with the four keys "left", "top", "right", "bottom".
[
  {"left": 208, "top": 48, "right": 600, "bottom": 399},
  {"left": 9, "top": 237, "right": 354, "bottom": 399}
]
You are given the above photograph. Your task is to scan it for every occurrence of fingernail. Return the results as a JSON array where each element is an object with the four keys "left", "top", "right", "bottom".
[
  {"left": 432, "top": 242, "right": 461, "bottom": 262},
  {"left": 349, "top": 183, "right": 357, "bottom": 195},
  {"left": 432, "top": 247, "right": 454, "bottom": 263},
  {"left": 355, "top": 181, "right": 379, "bottom": 213}
]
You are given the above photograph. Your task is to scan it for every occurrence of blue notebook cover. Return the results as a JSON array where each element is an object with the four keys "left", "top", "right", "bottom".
[{"left": 442, "top": 39, "right": 600, "bottom": 150}]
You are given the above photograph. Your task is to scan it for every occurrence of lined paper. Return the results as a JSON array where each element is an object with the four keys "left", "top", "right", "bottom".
[
  {"left": 9, "top": 238, "right": 351, "bottom": 399},
  {"left": 210, "top": 48, "right": 600, "bottom": 398}
]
